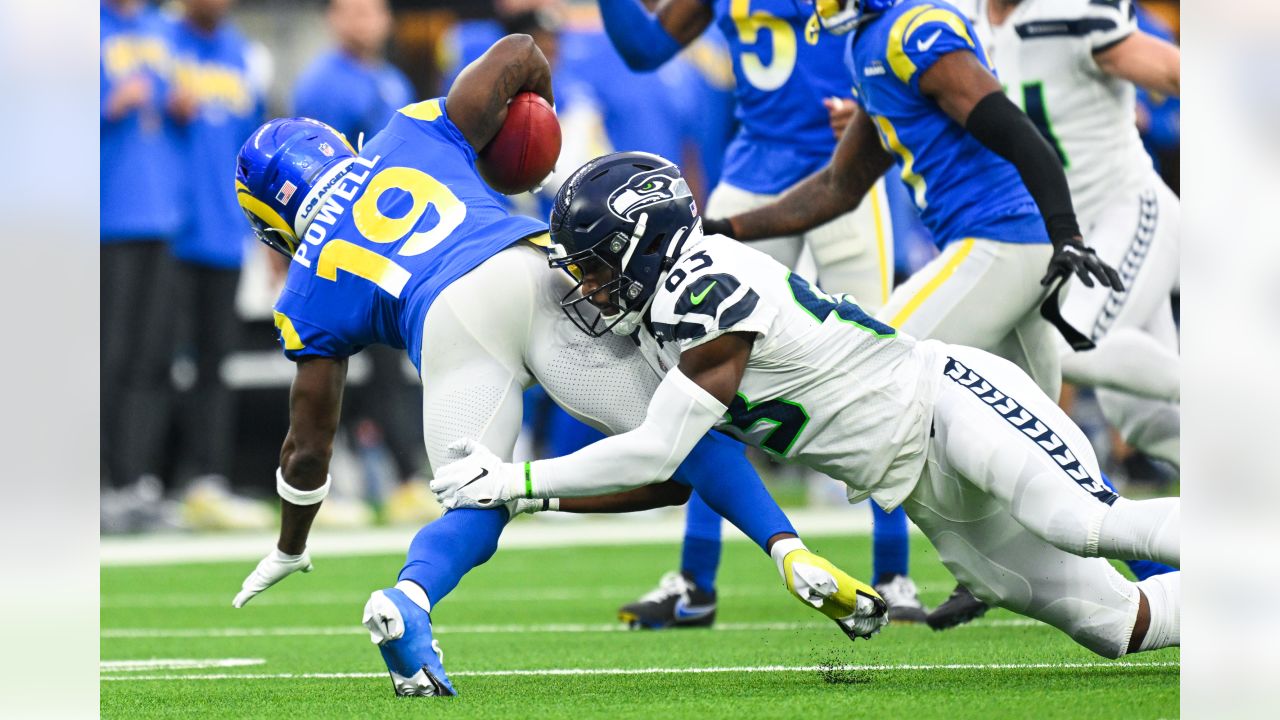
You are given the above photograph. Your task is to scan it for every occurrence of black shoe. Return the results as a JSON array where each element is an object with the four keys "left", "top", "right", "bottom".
[
  {"left": 926, "top": 584, "right": 989, "bottom": 630},
  {"left": 873, "top": 573, "right": 929, "bottom": 624},
  {"left": 618, "top": 571, "right": 717, "bottom": 629}
]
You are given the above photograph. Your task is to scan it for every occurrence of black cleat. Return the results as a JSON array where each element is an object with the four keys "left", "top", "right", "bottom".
[
  {"left": 618, "top": 571, "right": 717, "bottom": 629},
  {"left": 926, "top": 584, "right": 989, "bottom": 630},
  {"left": 873, "top": 573, "right": 929, "bottom": 624}
]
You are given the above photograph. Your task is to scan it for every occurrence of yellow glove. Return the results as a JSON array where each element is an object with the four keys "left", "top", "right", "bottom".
[{"left": 772, "top": 538, "right": 888, "bottom": 641}]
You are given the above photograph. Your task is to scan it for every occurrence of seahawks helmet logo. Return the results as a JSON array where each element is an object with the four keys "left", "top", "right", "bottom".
[{"left": 607, "top": 169, "right": 692, "bottom": 222}]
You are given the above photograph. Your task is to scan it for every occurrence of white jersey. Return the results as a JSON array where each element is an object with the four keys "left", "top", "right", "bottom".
[
  {"left": 963, "top": 0, "right": 1152, "bottom": 224},
  {"left": 644, "top": 234, "right": 944, "bottom": 509}
]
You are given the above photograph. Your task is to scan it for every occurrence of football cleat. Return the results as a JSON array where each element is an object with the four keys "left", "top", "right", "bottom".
[
  {"left": 618, "top": 571, "right": 717, "bottom": 629},
  {"left": 873, "top": 573, "right": 929, "bottom": 624},
  {"left": 926, "top": 584, "right": 990, "bottom": 631},
  {"left": 362, "top": 588, "right": 457, "bottom": 696},
  {"left": 780, "top": 548, "right": 888, "bottom": 641}
]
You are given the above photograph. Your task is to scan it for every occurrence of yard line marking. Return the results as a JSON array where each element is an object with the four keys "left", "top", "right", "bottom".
[
  {"left": 100, "top": 658, "right": 265, "bottom": 672},
  {"left": 101, "top": 660, "right": 1180, "bottom": 682},
  {"left": 102, "top": 618, "right": 1042, "bottom": 639}
]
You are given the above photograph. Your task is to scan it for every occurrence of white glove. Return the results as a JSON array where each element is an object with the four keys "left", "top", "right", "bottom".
[
  {"left": 504, "top": 497, "right": 555, "bottom": 518},
  {"left": 429, "top": 439, "right": 521, "bottom": 510},
  {"left": 232, "top": 548, "right": 313, "bottom": 608}
]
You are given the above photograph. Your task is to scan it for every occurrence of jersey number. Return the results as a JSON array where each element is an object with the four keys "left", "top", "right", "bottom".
[
  {"left": 1020, "top": 82, "right": 1069, "bottom": 168},
  {"left": 731, "top": 0, "right": 796, "bottom": 92},
  {"left": 723, "top": 393, "right": 809, "bottom": 457},
  {"left": 788, "top": 273, "right": 896, "bottom": 337},
  {"left": 311, "top": 165, "right": 467, "bottom": 298}
]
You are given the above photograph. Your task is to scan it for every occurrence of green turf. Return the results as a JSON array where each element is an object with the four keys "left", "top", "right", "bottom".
[{"left": 101, "top": 532, "right": 1178, "bottom": 719}]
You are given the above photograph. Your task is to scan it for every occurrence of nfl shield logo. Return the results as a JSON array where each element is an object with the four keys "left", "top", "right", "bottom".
[
  {"left": 318, "top": 142, "right": 334, "bottom": 157},
  {"left": 275, "top": 181, "right": 297, "bottom": 205}
]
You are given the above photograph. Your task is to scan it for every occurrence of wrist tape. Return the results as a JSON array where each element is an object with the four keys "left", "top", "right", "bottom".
[{"left": 276, "top": 467, "right": 331, "bottom": 506}]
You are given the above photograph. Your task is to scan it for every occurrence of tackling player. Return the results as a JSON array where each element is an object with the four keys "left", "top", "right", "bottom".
[
  {"left": 595, "top": 0, "right": 921, "bottom": 628},
  {"left": 229, "top": 35, "right": 883, "bottom": 697},
  {"left": 699, "top": 0, "right": 1124, "bottom": 628},
  {"left": 432, "top": 151, "right": 1181, "bottom": 660}
]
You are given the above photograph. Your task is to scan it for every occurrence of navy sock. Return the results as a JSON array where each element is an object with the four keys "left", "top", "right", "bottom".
[
  {"left": 872, "top": 503, "right": 910, "bottom": 583},
  {"left": 680, "top": 492, "right": 722, "bottom": 592},
  {"left": 672, "top": 432, "right": 796, "bottom": 553},
  {"left": 1096, "top": 471, "right": 1176, "bottom": 580},
  {"left": 397, "top": 507, "right": 507, "bottom": 607}
]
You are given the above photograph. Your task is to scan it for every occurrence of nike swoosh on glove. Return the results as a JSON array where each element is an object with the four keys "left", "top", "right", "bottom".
[
  {"left": 232, "top": 548, "right": 313, "bottom": 608},
  {"left": 429, "top": 439, "right": 520, "bottom": 510},
  {"left": 1041, "top": 239, "right": 1125, "bottom": 291}
]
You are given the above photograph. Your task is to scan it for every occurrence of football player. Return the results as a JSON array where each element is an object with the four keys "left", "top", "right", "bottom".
[
  {"left": 595, "top": 0, "right": 922, "bottom": 629},
  {"left": 967, "top": 0, "right": 1181, "bottom": 470},
  {"left": 229, "top": 35, "right": 882, "bottom": 697},
  {"left": 432, "top": 151, "right": 1181, "bottom": 660},
  {"left": 694, "top": 0, "right": 1125, "bottom": 629}
]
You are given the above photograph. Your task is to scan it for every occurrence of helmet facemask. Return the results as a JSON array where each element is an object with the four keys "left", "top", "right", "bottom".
[{"left": 549, "top": 213, "right": 659, "bottom": 337}]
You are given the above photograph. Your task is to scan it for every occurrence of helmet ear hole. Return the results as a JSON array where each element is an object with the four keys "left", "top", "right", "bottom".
[{"left": 643, "top": 232, "right": 667, "bottom": 256}]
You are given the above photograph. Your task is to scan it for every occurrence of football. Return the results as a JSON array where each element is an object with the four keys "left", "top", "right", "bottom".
[{"left": 477, "top": 92, "right": 561, "bottom": 195}]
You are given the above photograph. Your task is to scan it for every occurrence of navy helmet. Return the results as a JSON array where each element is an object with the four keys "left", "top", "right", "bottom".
[
  {"left": 548, "top": 152, "right": 698, "bottom": 337},
  {"left": 235, "top": 117, "right": 356, "bottom": 257},
  {"left": 799, "top": 0, "right": 899, "bottom": 34}
]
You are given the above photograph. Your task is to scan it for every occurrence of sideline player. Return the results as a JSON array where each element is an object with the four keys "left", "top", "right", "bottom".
[
  {"left": 594, "top": 0, "right": 920, "bottom": 627},
  {"left": 433, "top": 152, "right": 1181, "bottom": 660},
  {"left": 698, "top": 0, "right": 1123, "bottom": 628},
  {"left": 967, "top": 0, "right": 1181, "bottom": 468},
  {"left": 229, "top": 36, "right": 884, "bottom": 696}
]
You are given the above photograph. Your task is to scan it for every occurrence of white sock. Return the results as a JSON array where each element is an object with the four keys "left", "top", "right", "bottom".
[
  {"left": 769, "top": 537, "right": 807, "bottom": 583},
  {"left": 1135, "top": 572, "right": 1180, "bottom": 652},
  {"left": 395, "top": 580, "right": 432, "bottom": 613},
  {"left": 1097, "top": 497, "right": 1179, "bottom": 567}
]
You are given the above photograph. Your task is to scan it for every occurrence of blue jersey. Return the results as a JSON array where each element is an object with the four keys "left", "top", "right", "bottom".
[
  {"left": 272, "top": 99, "right": 546, "bottom": 371},
  {"left": 169, "top": 18, "right": 264, "bottom": 268},
  {"left": 100, "top": 1, "right": 182, "bottom": 240},
  {"left": 847, "top": 0, "right": 1047, "bottom": 248},
  {"left": 707, "top": 0, "right": 851, "bottom": 194},
  {"left": 293, "top": 50, "right": 415, "bottom": 143}
]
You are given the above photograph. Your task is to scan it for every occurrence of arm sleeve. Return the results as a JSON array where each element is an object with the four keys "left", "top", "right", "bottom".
[
  {"left": 1084, "top": 0, "right": 1138, "bottom": 53},
  {"left": 598, "top": 0, "right": 686, "bottom": 72},
  {"left": 527, "top": 368, "right": 727, "bottom": 498},
  {"left": 964, "top": 91, "right": 1081, "bottom": 244}
]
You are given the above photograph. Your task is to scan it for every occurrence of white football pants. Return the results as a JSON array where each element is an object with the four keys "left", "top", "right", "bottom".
[
  {"left": 903, "top": 344, "right": 1180, "bottom": 658},
  {"left": 706, "top": 178, "right": 895, "bottom": 312},
  {"left": 876, "top": 238, "right": 1062, "bottom": 400},
  {"left": 418, "top": 241, "right": 661, "bottom": 471},
  {"left": 1060, "top": 176, "right": 1181, "bottom": 467}
]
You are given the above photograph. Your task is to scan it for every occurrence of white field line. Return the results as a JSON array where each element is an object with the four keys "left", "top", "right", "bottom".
[
  {"left": 100, "top": 658, "right": 264, "bottom": 672},
  {"left": 101, "top": 660, "right": 1179, "bottom": 682},
  {"left": 102, "top": 618, "right": 1041, "bottom": 639}
]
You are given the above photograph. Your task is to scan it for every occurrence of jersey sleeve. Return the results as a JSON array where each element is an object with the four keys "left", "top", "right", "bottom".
[
  {"left": 394, "top": 97, "right": 478, "bottom": 162},
  {"left": 1080, "top": 0, "right": 1138, "bottom": 53},
  {"left": 650, "top": 270, "right": 778, "bottom": 352},
  {"left": 271, "top": 307, "right": 360, "bottom": 362},
  {"left": 885, "top": 4, "right": 986, "bottom": 88}
]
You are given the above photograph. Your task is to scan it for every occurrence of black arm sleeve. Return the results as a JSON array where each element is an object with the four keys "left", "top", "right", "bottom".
[{"left": 964, "top": 91, "right": 1081, "bottom": 245}]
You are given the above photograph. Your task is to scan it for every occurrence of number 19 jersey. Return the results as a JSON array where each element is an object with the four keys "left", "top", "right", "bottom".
[
  {"left": 646, "top": 234, "right": 945, "bottom": 509},
  {"left": 272, "top": 98, "right": 547, "bottom": 372}
]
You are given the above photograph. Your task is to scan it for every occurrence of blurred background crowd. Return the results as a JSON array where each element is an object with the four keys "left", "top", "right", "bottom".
[{"left": 100, "top": 0, "right": 1180, "bottom": 534}]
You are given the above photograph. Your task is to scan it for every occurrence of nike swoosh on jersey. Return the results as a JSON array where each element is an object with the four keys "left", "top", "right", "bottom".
[
  {"left": 690, "top": 281, "right": 718, "bottom": 305},
  {"left": 916, "top": 28, "right": 944, "bottom": 52},
  {"left": 673, "top": 597, "right": 716, "bottom": 620}
]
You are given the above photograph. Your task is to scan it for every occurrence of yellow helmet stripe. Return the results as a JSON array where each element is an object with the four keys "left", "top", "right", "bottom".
[{"left": 235, "top": 180, "right": 297, "bottom": 240}]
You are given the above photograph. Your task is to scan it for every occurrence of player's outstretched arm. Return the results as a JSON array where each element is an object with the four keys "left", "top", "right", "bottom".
[
  {"left": 1094, "top": 31, "right": 1180, "bottom": 97},
  {"left": 431, "top": 334, "right": 751, "bottom": 507},
  {"left": 446, "top": 34, "right": 555, "bottom": 152},
  {"left": 707, "top": 108, "right": 892, "bottom": 241},
  {"left": 597, "top": 0, "right": 712, "bottom": 71},
  {"left": 922, "top": 50, "right": 1122, "bottom": 290},
  {"left": 233, "top": 357, "right": 347, "bottom": 608}
]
